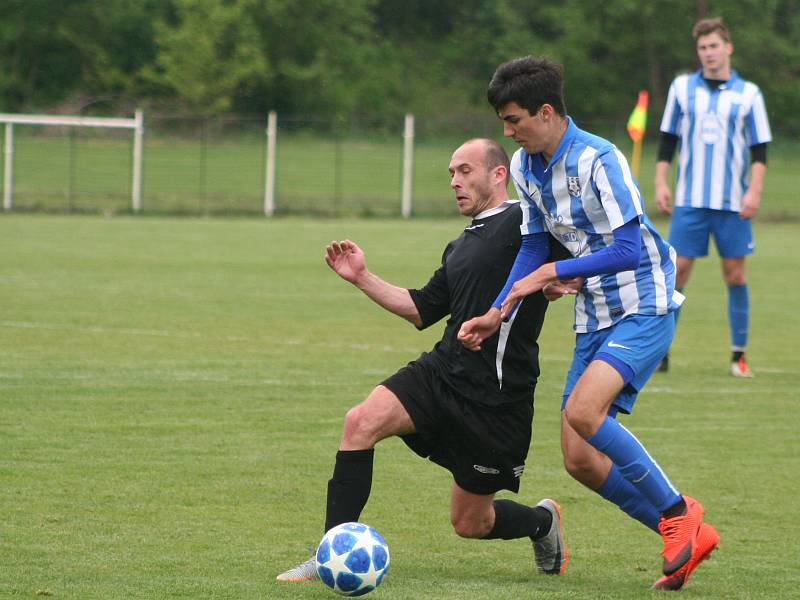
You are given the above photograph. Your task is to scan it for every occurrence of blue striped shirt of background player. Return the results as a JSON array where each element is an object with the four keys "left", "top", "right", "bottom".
[
  {"left": 660, "top": 69, "right": 771, "bottom": 212},
  {"left": 507, "top": 118, "right": 683, "bottom": 334}
]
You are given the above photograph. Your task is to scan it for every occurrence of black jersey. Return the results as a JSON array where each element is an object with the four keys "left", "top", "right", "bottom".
[{"left": 408, "top": 201, "right": 550, "bottom": 408}]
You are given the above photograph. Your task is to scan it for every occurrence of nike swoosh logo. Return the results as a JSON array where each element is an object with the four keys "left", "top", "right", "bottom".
[
  {"left": 663, "top": 542, "right": 693, "bottom": 575},
  {"left": 607, "top": 341, "right": 631, "bottom": 350}
]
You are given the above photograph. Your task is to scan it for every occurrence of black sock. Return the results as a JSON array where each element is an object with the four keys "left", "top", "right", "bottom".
[
  {"left": 483, "top": 499, "right": 553, "bottom": 540},
  {"left": 324, "top": 449, "right": 374, "bottom": 533},
  {"left": 662, "top": 497, "right": 687, "bottom": 519},
  {"left": 732, "top": 350, "right": 744, "bottom": 362}
]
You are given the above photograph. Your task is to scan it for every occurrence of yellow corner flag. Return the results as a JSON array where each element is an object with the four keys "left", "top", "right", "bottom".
[{"left": 627, "top": 90, "right": 649, "bottom": 178}]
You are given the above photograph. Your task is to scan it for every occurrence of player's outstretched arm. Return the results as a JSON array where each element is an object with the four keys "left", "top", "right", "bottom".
[{"left": 324, "top": 239, "right": 422, "bottom": 327}]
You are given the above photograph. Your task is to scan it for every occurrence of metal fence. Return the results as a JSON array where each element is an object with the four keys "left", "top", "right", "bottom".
[{"left": 1, "top": 111, "right": 796, "bottom": 219}]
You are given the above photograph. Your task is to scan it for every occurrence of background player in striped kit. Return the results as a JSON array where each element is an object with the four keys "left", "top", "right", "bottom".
[
  {"left": 458, "top": 56, "right": 718, "bottom": 591},
  {"left": 655, "top": 17, "right": 771, "bottom": 377}
]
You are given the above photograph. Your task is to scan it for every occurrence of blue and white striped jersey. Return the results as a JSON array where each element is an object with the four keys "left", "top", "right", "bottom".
[
  {"left": 510, "top": 118, "right": 684, "bottom": 333},
  {"left": 660, "top": 69, "right": 771, "bottom": 212}
]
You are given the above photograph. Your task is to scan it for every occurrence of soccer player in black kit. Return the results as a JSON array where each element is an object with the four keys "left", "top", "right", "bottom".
[{"left": 277, "top": 138, "right": 569, "bottom": 583}]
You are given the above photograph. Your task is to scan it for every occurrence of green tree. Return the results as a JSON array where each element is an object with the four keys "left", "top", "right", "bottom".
[
  {"left": 0, "top": 1, "right": 84, "bottom": 110},
  {"left": 0, "top": 0, "right": 168, "bottom": 112},
  {"left": 144, "top": 0, "right": 269, "bottom": 113}
]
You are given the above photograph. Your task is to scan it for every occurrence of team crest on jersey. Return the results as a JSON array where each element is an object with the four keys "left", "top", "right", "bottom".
[{"left": 567, "top": 176, "right": 581, "bottom": 197}]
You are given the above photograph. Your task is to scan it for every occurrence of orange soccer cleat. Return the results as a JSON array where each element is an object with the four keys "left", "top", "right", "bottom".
[
  {"left": 730, "top": 355, "right": 754, "bottom": 378},
  {"left": 652, "top": 497, "right": 719, "bottom": 591}
]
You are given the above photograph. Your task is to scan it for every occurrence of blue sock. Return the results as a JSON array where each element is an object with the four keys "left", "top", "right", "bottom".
[
  {"left": 597, "top": 465, "right": 660, "bottom": 532},
  {"left": 587, "top": 416, "right": 681, "bottom": 513},
  {"left": 728, "top": 284, "right": 748, "bottom": 351}
]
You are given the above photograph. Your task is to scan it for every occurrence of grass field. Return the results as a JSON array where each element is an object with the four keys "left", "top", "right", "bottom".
[
  {"left": 2, "top": 214, "right": 799, "bottom": 599},
  {"left": 3, "top": 127, "right": 798, "bottom": 219}
]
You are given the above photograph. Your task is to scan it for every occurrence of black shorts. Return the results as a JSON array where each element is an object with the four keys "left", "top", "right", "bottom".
[{"left": 381, "top": 359, "right": 533, "bottom": 495}]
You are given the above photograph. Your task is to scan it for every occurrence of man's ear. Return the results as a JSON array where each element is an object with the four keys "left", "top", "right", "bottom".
[{"left": 493, "top": 165, "right": 508, "bottom": 186}]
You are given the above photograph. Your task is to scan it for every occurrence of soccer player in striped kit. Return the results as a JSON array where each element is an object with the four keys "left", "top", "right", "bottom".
[
  {"left": 459, "top": 56, "right": 719, "bottom": 591},
  {"left": 655, "top": 17, "right": 771, "bottom": 377}
]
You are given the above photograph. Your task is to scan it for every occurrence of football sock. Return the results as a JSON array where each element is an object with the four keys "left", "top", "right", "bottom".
[
  {"left": 728, "top": 283, "right": 749, "bottom": 351},
  {"left": 597, "top": 464, "right": 660, "bottom": 532},
  {"left": 483, "top": 499, "right": 553, "bottom": 540},
  {"left": 662, "top": 496, "right": 687, "bottom": 519},
  {"left": 587, "top": 416, "right": 682, "bottom": 513},
  {"left": 324, "top": 449, "right": 374, "bottom": 533}
]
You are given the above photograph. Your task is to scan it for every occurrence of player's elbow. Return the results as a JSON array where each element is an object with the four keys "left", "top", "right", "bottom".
[
  {"left": 621, "top": 250, "right": 640, "bottom": 272},
  {"left": 616, "top": 241, "right": 640, "bottom": 272},
  {"left": 407, "top": 313, "right": 424, "bottom": 328}
]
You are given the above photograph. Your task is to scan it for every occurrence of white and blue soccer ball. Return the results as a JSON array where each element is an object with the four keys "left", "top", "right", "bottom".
[{"left": 315, "top": 522, "right": 390, "bottom": 596}]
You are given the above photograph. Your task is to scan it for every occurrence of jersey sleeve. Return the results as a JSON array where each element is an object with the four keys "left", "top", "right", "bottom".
[
  {"left": 408, "top": 244, "right": 452, "bottom": 330},
  {"left": 592, "top": 148, "right": 644, "bottom": 229},
  {"left": 745, "top": 89, "right": 772, "bottom": 146},
  {"left": 555, "top": 218, "right": 641, "bottom": 279},
  {"left": 660, "top": 78, "right": 682, "bottom": 135}
]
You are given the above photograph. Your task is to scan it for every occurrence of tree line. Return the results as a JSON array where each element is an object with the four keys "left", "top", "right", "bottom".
[{"left": 2, "top": 0, "right": 798, "bottom": 132}]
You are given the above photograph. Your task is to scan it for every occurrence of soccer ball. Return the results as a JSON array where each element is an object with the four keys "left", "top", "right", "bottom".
[{"left": 315, "top": 522, "right": 390, "bottom": 596}]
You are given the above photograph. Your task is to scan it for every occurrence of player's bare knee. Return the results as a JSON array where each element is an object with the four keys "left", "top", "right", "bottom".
[
  {"left": 724, "top": 272, "right": 746, "bottom": 286},
  {"left": 563, "top": 403, "right": 596, "bottom": 439},
  {"left": 563, "top": 452, "right": 586, "bottom": 478},
  {"left": 563, "top": 452, "right": 596, "bottom": 484},
  {"left": 341, "top": 404, "right": 378, "bottom": 447}
]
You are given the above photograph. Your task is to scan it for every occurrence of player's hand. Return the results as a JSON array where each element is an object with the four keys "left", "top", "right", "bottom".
[
  {"left": 739, "top": 190, "right": 760, "bottom": 220},
  {"left": 654, "top": 182, "right": 673, "bottom": 215},
  {"left": 542, "top": 277, "right": 583, "bottom": 301},
  {"left": 500, "top": 263, "right": 557, "bottom": 318},
  {"left": 325, "top": 239, "right": 366, "bottom": 284},
  {"left": 457, "top": 309, "right": 501, "bottom": 352}
]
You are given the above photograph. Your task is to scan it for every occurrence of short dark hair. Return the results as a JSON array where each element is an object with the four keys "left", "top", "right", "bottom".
[
  {"left": 487, "top": 56, "right": 567, "bottom": 117},
  {"left": 481, "top": 139, "right": 510, "bottom": 176},
  {"left": 692, "top": 17, "right": 731, "bottom": 43}
]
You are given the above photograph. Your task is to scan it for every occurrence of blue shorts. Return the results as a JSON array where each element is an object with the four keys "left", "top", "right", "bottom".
[
  {"left": 561, "top": 313, "right": 675, "bottom": 415},
  {"left": 669, "top": 206, "right": 754, "bottom": 259}
]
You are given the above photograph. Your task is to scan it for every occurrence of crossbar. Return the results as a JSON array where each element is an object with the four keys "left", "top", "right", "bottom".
[{"left": 0, "top": 113, "right": 137, "bottom": 129}]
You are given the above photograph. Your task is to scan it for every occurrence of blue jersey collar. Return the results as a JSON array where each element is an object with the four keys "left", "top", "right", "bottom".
[{"left": 520, "top": 116, "right": 576, "bottom": 184}]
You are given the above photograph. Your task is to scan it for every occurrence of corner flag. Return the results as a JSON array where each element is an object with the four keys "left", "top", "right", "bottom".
[
  {"left": 627, "top": 90, "right": 649, "bottom": 142},
  {"left": 627, "top": 90, "right": 649, "bottom": 178}
]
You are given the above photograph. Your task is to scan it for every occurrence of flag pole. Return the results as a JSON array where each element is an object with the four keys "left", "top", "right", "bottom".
[
  {"left": 626, "top": 90, "right": 649, "bottom": 180},
  {"left": 631, "top": 137, "right": 643, "bottom": 180}
]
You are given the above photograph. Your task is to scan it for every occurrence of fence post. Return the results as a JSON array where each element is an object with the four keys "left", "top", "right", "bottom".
[
  {"left": 3, "top": 123, "right": 12, "bottom": 211},
  {"left": 68, "top": 127, "right": 77, "bottom": 211},
  {"left": 264, "top": 111, "right": 277, "bottom": 217},
  {"left": 401, "top": 113, "right": 414, "bottom": 219},
  {"left": 132, "top": 109, "right": 143, "bottom": 212}
]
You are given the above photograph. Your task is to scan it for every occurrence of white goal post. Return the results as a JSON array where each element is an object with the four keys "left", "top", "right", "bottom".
[{"left": 0, "top": 110, "right": 144, "bottom": 212}]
